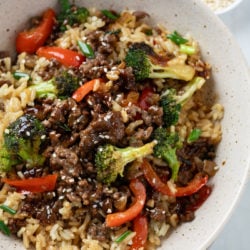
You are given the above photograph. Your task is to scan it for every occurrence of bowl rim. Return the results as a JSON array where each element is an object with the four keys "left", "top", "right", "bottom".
[{"left": 215, "top": 0, "right": 243, "bottom": 15}]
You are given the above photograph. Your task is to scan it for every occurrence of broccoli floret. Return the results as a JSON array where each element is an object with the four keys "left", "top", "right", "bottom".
[
  {"left": 125, "top": 42, "right": 195, "bottom": 81},
  {"left": 30, "top": 71, "right": 79, "bottom": 99},
  {"left": 57, "top": 0, "right": 89, "bottom": 31},
  {"left": 0, "top": 144, "right": 19, "bottom": 172},
  {"left": 3, "top": 114, "right": 46, "bottom": 169},
  {"left": 161, "top": 76, "right": 205, "bottom": 127},
  {"left": 153, "top": 127, "right": 182, "bottom": 181},
  {"left": 95, "top": 141, "right": 156, "bottom": 185}
]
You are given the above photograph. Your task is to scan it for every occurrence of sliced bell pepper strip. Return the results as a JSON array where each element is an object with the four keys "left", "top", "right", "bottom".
[
  {"left": 130, "top": 215, "right": 148, "bottom": 250},
  {"left": 37, "top": 46, "right": 85, "bottom": 67},
  {"left": 16, "top": 8, "right": 55, "bottom": 54},
  {"left": 72, "top": 78, "right": 103, "bottom": 102},
  {"left": 106, "top": 178, "right": 146, "bottom": 227},
  {"left": 185, "top": 185, "right": 212, "bottom": 212},
  {"left": 141, "top": 159, "right": 208, "bottom": 197},
  {"left": 2, "top": 174, "right": 58, "bottom": 193}
]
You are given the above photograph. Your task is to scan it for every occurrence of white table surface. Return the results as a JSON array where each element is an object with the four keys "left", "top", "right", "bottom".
[{"left": 210, "top": 0, "right": 250, "bottom": 249}]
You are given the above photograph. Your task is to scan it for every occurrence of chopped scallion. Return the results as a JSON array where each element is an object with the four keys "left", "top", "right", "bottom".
[
  {"left": 167, "top": 31, "right": 188, "bottom": 45},
  {"left": 114, "top": 230, "right": 132, "bottom": 243},
  {"left": 0, "top": 220, "right": 10, "bottom": 236},
  {"left": 0, "top": 204, "right": 16, "bottom": 215},
  {"left": 187, "top": 128, "right": 202, "bottom": 143},
  {"left": 105, "top": 29, "right": 121, "bottom": 35},
  {"left": 180, "top": 44, "right": 196, "bottom": 55},
  {"left": 78, "top": 41, "right": 95, "bottom": 58},
  {"left": 101, "top": 9, "right": 119, "bottom": 20},
  {"left": 144, "top": 29, "right": 153, "bottom": 36},
  {"left": 13, "top": 71, "right": 30, "bottom": 80}
]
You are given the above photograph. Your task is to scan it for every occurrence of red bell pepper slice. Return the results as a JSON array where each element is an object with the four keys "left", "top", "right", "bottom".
[
  {"left": 130, "top": 215, "right": 148, "bottom": 250},
  {"left": 186, "top": 185, "right": 212, "bottom": 212},
  {"left": 138, "top": 87, "right": 154, "bottom": 110},
  {"left": 141, "top": 159, "right": 208, "bottom": 197},
  {"left": 106, "top": 178, "right": 146, "bottom": 227},
  {"left": 72, "top": 78, "right": 104, "bottom": 102},
  {"left": 37, "top": 46, "right": 85, "bottom": 67},
  {"left": 16, "top": 8, "right": 55, "bottom": 54},
  {"left": 2, "top": 174, "right": 58, "bottom": 193}
]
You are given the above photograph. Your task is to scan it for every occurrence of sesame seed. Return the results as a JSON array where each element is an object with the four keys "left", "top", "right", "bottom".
[
  {"left": 106, "top": 208, "right": 112, "bottom": 214},
  {"left": 68, "top": 178, "right": 74, "bottom": 183},
  {"left": 41, "top": 135, "right": 46, "bottom": 140}
]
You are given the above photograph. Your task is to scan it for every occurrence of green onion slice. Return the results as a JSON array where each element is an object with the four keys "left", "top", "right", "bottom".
[
  {"left": 0, "top": 204, "right": 16, "bottom": 215},
  {"left": 114, "top": 230, "right": 132, "bottom": 243},
  {"left": 105, "top": 29, "right": 121, "bottom": 35},
  {"left": 0, "top": 220, "right": 10, "bottom": 236},
  {"left": 13, "top": 71, "right": 30, "bottom": 80},
  {"left": 101, "top": 9, "right": 119, "bottom": 20},
  {"left": 78, "top": 41, "right": 95, "bottom": 58},
  {"left": 144, "top": 29, "right": 153, "bottom": 36},
  {"left": 179, "top": 44, "right": 196, "bottom": 55},
  {"left": 167, "top": 31, "right": 188, "bottom": 45},
  {"left": 187, "top": 128, "right": 202, "bottom": 143}
]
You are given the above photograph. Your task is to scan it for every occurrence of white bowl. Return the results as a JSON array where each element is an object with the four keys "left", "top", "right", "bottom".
[{"left": 0, "top": 0, "right": 250, "bottom": 249}]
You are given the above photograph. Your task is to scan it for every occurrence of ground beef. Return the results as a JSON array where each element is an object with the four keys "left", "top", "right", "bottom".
[
  {"left": 177, "top": 139, "right": 216, "bottom": 185},
  {"left": 79, "top": 30, "right": 119, "bottom": 80},
  {"left": 87, "top": 220, "right": 111, "bottom": 242},
  {"left": 50, "top": 146, "right": 80, "bottom": 171},
  {"left": 80, "top": 53, "right": 113, "bottom": 80},
  {"left": 20, "top": 192, "right": 62, "bottom": 225},
  {"left": 8, "top": 218, "right": 27, "bottom": 234},
  {"left": 141, "top": 106, "right": 163, "bottom": 126},
  {"left": 36, "top": 60, "right": 61, "bottom": 81},
  {"left": 116, "top": 67, "right": 136, "bottom": 91},
  {"left": 79, "top": 111, "right": 125, "bottom": 157}
]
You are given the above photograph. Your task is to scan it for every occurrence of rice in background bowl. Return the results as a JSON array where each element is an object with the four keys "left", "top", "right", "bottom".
[{"left": 0, "top": 0, "right": 249, "bottom": 250}]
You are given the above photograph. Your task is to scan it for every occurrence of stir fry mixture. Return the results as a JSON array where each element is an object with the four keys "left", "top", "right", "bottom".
[{"left": 0, "top": 1, "right": 224, "bottom": 249}]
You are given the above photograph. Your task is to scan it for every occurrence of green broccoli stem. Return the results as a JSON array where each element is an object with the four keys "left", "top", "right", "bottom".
[
  {"left": 176, "top": 76, "right": 205, "bottom": 105},
  {"left": 161, "top": 147, "right": 180, "bottom": 181},
  {"left": 118, "top": 141, "right": 157, "bottom": 166},
  {"left": 29, "top": 79, "right": 57, "bottom": 99},
  {"left": 179, "top": 44, "right": 196, "bottom": 55},
  {"left": 149, "top": 63, "right": 195, "bottom": 81}
]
